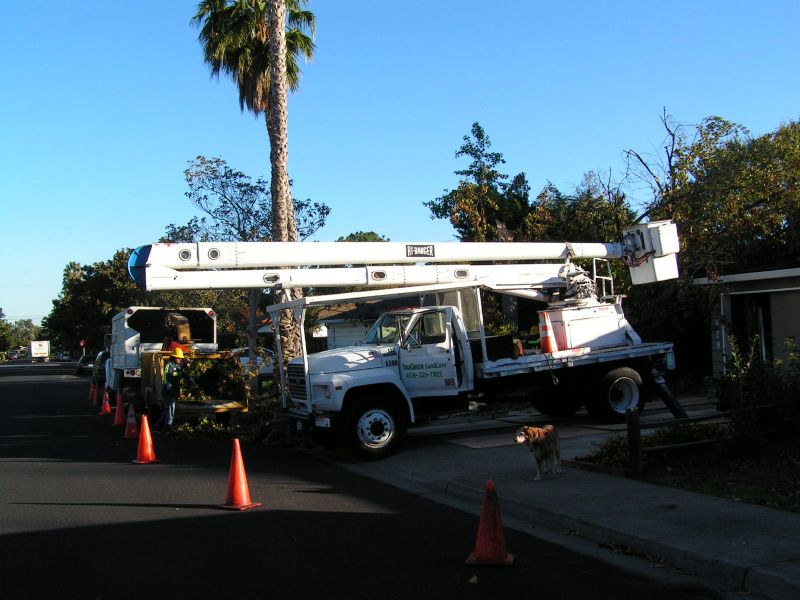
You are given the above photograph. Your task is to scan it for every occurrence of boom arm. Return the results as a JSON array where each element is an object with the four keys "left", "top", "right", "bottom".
[{"left": 128, "top": 221, "right": 679, "bottom": 292}]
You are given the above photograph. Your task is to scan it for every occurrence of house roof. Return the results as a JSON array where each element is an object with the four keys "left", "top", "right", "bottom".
[
  {"left": 694, "top": 267, "right": 800, "bottom": 294},
  {"left": 316, "top": 297, "right": 420, "bottom": 323},
  {"left": 694, "top": 267, "right": 800, "bottom": 285}
]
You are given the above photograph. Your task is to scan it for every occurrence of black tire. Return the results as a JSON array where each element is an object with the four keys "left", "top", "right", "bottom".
[
  {"left": 586, "top": 367, "right": 647, "bottom": 422},
  {"left": 345, "top": 395, "right": 407, "bottom": 460}
]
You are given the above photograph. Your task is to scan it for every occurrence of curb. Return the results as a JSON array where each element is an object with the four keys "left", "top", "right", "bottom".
[{"left": 333, "top": 453, "right": 792, "bottom": 599}]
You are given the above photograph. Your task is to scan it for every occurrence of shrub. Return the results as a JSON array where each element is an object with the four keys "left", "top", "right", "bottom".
[{"left": 713, "top": 336, "right": 800, "bottom": 456}]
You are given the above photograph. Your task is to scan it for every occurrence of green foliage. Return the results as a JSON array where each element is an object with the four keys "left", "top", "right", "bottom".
[
  {"left": 177, "top": 155, "right": 330, "bottom": 243},
  {"left": 0, "top": 318, "right": 40, "bottom": 351},
  {"left": 624, "top": 279, "right": 715, "bottom": 385},
  {"left": 172, "top": 416, "right": 231, "bottom": 439},
  {"left": 586, "top": 423, "right": 730, "bottom": 469},
  {"left": 168, "top": 155, "right": 330, "bottom": 361},
  {"left": 41, "top": 251, "right": 231, "bottom": 355},
  {"left": 426, "top": 124, "right": 635, "bottom": 269},
  {"left": 336, "top": 231, "right": 389, "bottom": 242},
  {"left": 585, "top": 434, "right": 630, "bottom": 468},
  {"left": 713, "top": 336, "right": 800, "bottom": 455},
  {"left": 247, "top": 396, "right": 314, "bottom": 447},
  {"left": 631, "top": 113, "right": 800, "bottom": 278},
  {"left": 0, "top": 310, "right": 11, "bottom": 352},
  {"left": 425, "top": 123, "right": 527, "bottom": 242},
  {"left": 192, "top": 0, "right": 316, "bottom": 114},
  {"left": 479, "top": 293, "right": 517, "bottom": 336},
  {"left": 180, "top": 356, "right": 247, "bottom": 403}
]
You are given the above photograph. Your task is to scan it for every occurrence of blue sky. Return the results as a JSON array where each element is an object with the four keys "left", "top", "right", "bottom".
[{"left": 1, "top": 0, "right": 799, "bottom": 325}]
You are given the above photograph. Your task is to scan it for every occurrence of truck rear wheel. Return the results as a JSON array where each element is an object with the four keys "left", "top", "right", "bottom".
[
  {"left": 586, "top": 367, "right": 646, "bottom": 422},
  {"left": 345, "top": 395, "right": 406, "bottom": 460}
]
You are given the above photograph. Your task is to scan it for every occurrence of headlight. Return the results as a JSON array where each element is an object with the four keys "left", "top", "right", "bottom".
[{"left": 312, "top": 384, "right": 331, "bottom": 400}]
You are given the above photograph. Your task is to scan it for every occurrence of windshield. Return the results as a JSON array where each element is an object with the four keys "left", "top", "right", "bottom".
[{"left": 362, "top": 313, "right": 414, "bottom": 345}]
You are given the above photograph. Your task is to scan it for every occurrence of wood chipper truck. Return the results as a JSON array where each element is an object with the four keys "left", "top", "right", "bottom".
[
  {"left": 128, "top": 220, "right": 684, "bottom": 457},
  {"left": 110, "top": 306, "right": 247, "bottom": 420}
]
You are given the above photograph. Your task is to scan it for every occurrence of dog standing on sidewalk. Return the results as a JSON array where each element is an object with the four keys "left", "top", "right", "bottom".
[{"left": 515, "top": 424, "right": 563, "bottom": 480}]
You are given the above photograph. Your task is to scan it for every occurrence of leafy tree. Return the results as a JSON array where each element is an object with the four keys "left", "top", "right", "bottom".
[
  {"left": 425, "top": 122, "right": 529, "bottom": 241},
  {"left": 336, "top": 231, "right": 389, "bottom": 242},
  {"left": 625, "top": 116, "right": 800, "bottom": 384},
  {"left": 181, "top": 156, "right": 329, "bottom": 242},
  {"left": 669, "top": 120, "right": 800, "bottom": 277},
  {"left": 42, "top": 252, "right": 230, "bottom": 357},
  {"left": 0, "top": 309, "right": 10, "bottom": 352},
  {"left": 625, "top": 111, "right": 749, "bottom": 278},
  {"left": 169, "top": 155, "right": 329, "bottom": 378},
  {"left": 0, "top": 317, "right": 38, "bottom": 353},
  {"left": 427, "top": 123, "right": 634, "bottom": 250}
]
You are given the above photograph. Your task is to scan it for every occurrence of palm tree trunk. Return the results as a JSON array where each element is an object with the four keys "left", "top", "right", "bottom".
[{"left": 268, "top": 0, "right": 302, "bottom": 361}]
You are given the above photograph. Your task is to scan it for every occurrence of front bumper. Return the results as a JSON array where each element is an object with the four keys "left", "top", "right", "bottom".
[{"left": 288, "top": 408, "right": 339, "bottom": 433}]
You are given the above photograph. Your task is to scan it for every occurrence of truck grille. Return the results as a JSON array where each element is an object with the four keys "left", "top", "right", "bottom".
[{"left": 287, "top": 364, "right": 307, "bottom": 402}]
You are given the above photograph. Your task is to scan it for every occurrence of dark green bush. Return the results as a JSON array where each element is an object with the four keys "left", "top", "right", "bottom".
[{"left": 713, "top": 336, "right": 800, "bottom": 456}]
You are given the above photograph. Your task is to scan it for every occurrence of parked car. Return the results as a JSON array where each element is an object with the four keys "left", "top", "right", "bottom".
[
  {"left": 56, "top": 352, "right": 72, "bottom": 362},
  {"left": 91, "top": 350, "right": 110, "bottom": 386},
  {"left": 8, "top": 350, "right": 20, "bottom": 360},
  {"left": 75, "top": 354, "right": 95, "bottom": 376}
]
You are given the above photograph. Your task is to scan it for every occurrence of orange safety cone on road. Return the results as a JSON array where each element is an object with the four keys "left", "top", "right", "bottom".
[
  {"left": 112, "top": 391, "right": 126, "bottom": 426},
  {"left": 123, "top": 404, "right": 139, "bottom": 439},
  {"left": 221, "top": 438, "right": 261, "bottom": 511},
  {"left": 98, "top": 389, "right": 112, "bottom": 415},
  {"left": 539, "top": 311, "right": 559, "bottom": 354},
  {"left": 465, "top": 480, "right": 514, "bottom": 566},
  {"left": 132, "top": 415, "right": 158, "bottom": 464},
  {"left": 90, "top": 381, "right": 99, "bottom": 407},
  {"left": 112, "top": 390, "right": 125, "bottom": 427}
]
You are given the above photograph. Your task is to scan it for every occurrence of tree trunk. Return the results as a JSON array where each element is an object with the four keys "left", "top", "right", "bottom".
[
  {"left": 247, "top": 288, "right": 260, "bottom": 403},
  {"left": 267, "top": 0, "right": 302, "bottom": 361}
]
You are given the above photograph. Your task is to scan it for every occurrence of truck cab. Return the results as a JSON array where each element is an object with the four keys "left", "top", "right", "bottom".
[{"left": 287, "top": 305, "right": 476, "bottom": 458}]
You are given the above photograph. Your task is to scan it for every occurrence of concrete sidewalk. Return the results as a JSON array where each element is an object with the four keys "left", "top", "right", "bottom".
[{"left": 328, "top": 398, "right": 800, "bottom": 600}]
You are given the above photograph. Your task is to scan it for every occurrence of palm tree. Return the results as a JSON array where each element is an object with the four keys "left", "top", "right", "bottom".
[
  {"left": 193, "top": 0, "right": 315, "bottom": 360},
  {"left": 193, "top": 0, "right": 315, "bottom": 243}
]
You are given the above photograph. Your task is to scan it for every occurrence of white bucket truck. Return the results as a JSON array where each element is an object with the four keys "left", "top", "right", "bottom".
[{"left": 129, "top": 221, "right": 683, "bottom": 458}]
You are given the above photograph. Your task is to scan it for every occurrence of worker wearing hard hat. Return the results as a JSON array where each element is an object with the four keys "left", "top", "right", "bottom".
[{"left": 154, "top": 347, "right": 187, "bottom": 433}]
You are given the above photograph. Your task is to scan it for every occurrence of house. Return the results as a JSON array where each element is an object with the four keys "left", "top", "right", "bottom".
[{"left": 694, "top": 267, "right": 800, "bottom": 374}]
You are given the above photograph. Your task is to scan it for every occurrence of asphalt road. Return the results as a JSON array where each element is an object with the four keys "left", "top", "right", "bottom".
[{"left": 0, "top": 369, "right": 713, "bottom": 599}]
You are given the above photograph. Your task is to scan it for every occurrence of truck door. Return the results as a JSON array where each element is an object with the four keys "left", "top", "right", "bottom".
[{"left": 399, "top": 309, "right": 459, "bottom": 397}]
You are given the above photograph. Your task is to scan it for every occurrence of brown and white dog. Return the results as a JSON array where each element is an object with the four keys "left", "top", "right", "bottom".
[{"left": 514, "top": 425, "right": 562, "bottom": 481}]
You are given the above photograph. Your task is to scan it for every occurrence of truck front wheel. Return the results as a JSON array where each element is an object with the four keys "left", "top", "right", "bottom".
[
  {"left": 586, "top": 367, "right": 646, "bottom": 422},
  {"left": 345, "top": 396, "right": 406, "bottom": 460}
]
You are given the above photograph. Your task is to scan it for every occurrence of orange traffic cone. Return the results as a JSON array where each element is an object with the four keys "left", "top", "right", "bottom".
[
  {"left": 98, "top": 389, "right": 112, "bottom": 415},
  {"left": 221, "top": 438, "right": 261, "bottom": 511},
  {"left": 112, "top": 391, "right": 126, "bottom": 426},
  {"left": 465, "top": 480, "right": 514, "bottom": 566},
  {"left": 539, "top": 311, "right": 559, "bottom": 354},
  {"left": 132, "top": 415, "right": 158, "bottom": 464},
  {"left": 123, "top": 404, "right": 139, "bottom": 439}
]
